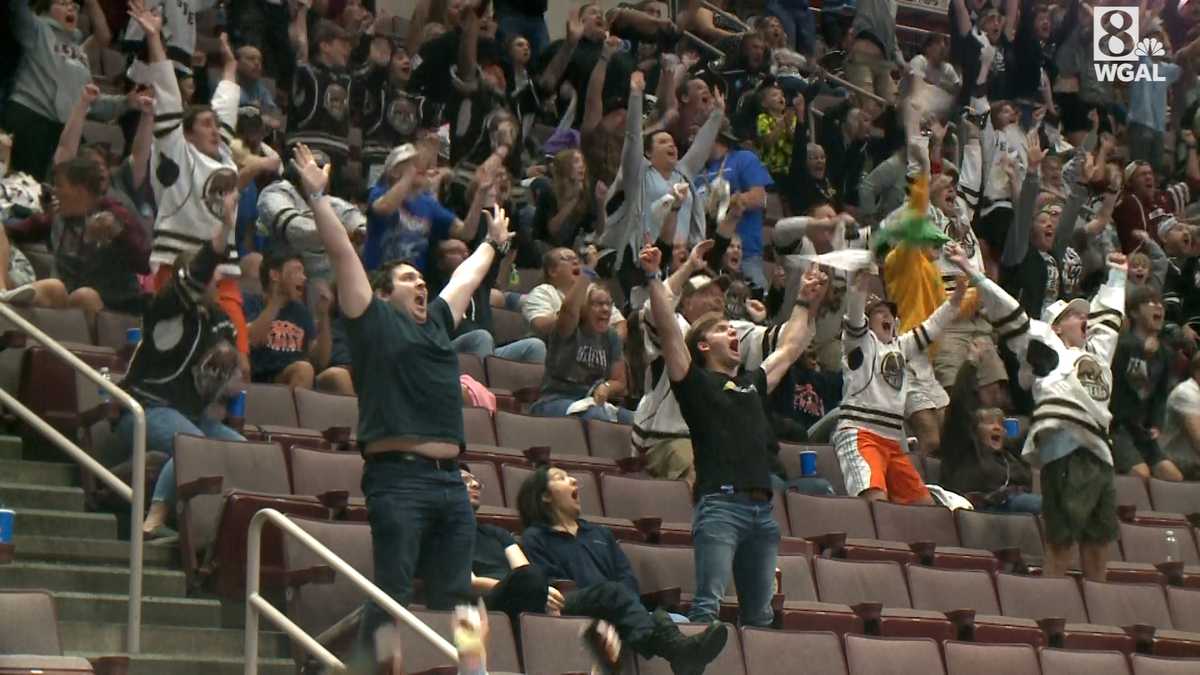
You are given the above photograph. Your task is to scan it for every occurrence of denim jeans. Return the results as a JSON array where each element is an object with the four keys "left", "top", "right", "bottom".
[
  {"left": 112, "top": 407, "right": 244, "bottom": 505},
  {"left": 452, "top": 328, "right": 547, "bottom": 364},
  {"left": 688, "top": 494, "right": 781, "bottom": 627},
  {"left": 497, "top": 12, "right": 550, "bottom": 57},
  {"left": 531, "top": 393, "right": 635, "bottom": 424},
  {"left": 981, "top": 492, "right": 1043, "bottom": 515},
  {"left": 766, "top": 0, "right": 818, "bottom": 55},
  {"left": 771, "top": 473, "right": 836, "bottom": 496},
  {"left": 357, "top": 456, "right": 476, "bottom": 649}
]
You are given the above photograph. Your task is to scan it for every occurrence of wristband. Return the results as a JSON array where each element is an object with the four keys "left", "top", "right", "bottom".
[
  {"left": 644, "top": 269, "right": 663, "bottom": 283},
  {"left": 308, "top": 190, "right": 325, "bottom": 202},
  {"left": 485, "top": 237, "right": 512, "bottom": 256}
]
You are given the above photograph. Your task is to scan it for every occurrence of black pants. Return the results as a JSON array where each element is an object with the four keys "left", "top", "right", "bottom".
[
  {"left": 485, "top": 567, "right": 658, "bottom": 657},
  {"left": 3, "top": 101, "right": 63, "bottom": 181}
]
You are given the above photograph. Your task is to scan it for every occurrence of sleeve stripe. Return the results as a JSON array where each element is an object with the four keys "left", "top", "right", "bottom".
[
  {"left": 1000, "top": 319, "right": 1032, "bottom": 343},
  {"left": 919, "top": 325, "right": 932, "bottom": 347},
  {"left": 992, "top": 306, "right": 1025, "bottom": 328},
  {"left": 153, "top": 124, "right": 181, "bottom": 139},
  {"left": 154, "top": 112, "right": 183, "bottom": 124},
  {"left": 1089, "top": 308, "right": 1122, "bottom": 321},
  {"left": 278, "top": 212, "right": 304, "bottom": 245}
]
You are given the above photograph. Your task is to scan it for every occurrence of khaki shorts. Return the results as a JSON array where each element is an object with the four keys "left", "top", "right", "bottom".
[
  {"left": 644, "top": 438, "right": 695, "bottom": 481},
  {"left": 904, "top": 361, "right": 949, "bottom": 417},
  {"left": 932, "top": 318, "right": 1001, "bottom": 389},
  {"left": 1041, "top": 450, "right": 1119, "bottom": 547}
]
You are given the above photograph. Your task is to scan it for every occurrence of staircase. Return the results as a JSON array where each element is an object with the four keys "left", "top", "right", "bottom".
[{"left": 0, "top": 434, "right": 295, "bottom": 674}]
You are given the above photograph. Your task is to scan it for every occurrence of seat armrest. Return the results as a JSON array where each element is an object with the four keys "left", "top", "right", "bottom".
[
  {"left": 177, "top": 475, "right": 224, "bottom": 502},
  {"left": 317, "top": 489, "right": 350, "bottom": 516},
  {"left": 281, "top": 564, "right": 336, "bottom": 588},
  {"left": 89, "top": 655, "right": 131, "bottom": 675}
]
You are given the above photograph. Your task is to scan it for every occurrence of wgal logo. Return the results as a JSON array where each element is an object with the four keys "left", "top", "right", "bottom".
[{"left": 1093, "top": 6, "right": 1169, "bottom": 82}]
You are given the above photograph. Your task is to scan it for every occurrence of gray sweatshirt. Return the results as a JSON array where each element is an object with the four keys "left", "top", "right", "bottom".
[
  {"left": 10, "top": 0, "right": 125, "bottom": 124},
  {"left": 850, "top": 0, "right": 899, "bottom": 63}
]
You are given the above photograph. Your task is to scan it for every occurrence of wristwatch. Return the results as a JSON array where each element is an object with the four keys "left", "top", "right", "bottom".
[
  {"left": 308, "top": 189, "right": 325, "bottom": 202},
  {"left": 644, "top": 269, "right": 663, "bottom": 283},
  {"left": 485, "top": 237, "right": 511, "bottom": 256}
]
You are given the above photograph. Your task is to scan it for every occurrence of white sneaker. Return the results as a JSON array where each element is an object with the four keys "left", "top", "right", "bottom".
[{"left": 0, "top": 284, "right": 36, "bottom": 305}]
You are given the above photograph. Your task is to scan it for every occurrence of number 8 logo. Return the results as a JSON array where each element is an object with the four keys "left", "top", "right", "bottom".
[{"left": 1096, "top": 8, "right": 1137, "bottom": 60}]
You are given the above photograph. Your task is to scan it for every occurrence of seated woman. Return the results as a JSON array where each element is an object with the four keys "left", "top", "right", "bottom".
[
  {"left": 531, "top": 273, "right": 634, "bottom": 423},
  {"left": 939, "top": 338, "right": 1041, "bottom": 514}
]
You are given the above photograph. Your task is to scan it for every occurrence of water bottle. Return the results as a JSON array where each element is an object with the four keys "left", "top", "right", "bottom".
[
  {"left": 98, "top": 366, "right": 112, "bottom": 404},
  {"left": 1165, "top": 529, "right": 1181, "bottom": 563}
]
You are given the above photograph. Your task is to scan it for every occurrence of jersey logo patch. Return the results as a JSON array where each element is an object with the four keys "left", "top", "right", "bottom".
[
  {"left": 325, "top": 84, "right": 349, "bottom": 122},
  {"left": 848, "top": 346, "right": 864, "bottom": 370},
  {"left": 1076, "top": 354, "right": 1112, "bottom": 402},
  {"left": 156, "top": 153, "right": 180, "bottom": 187},
  {"left": 202, "top": 168, "right": 239, "bottom": 221},
  {"left": 880, "top": 351, "right": 906, "bottom": 390}
]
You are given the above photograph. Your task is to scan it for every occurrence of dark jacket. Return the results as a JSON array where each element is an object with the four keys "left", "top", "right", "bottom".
[
  {"left": 520, "top": 520, "right": 640, "bottom": 596},
  {"left": 939, "top": 362, "right": 1033, "bottom": 498}
]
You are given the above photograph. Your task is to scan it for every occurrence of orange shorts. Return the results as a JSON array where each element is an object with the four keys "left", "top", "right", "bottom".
[
  {"left": 833, "top": 427, "right": 930, "bottom": 504},
  {"left": 152, "top": 265, "right": 249, "bottom": 356}
]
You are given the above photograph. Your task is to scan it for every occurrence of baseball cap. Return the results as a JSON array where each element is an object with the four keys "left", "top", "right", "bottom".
[
  {"left": 382, "top": 143, "right": 419, "bottom": 177},
  {"left": 680, "top": 274, "right": 732, "bottom": 300},
  {"left": 1041, "top": 298, "right": 1089, "bottom": 326},
  {"left": 865, "top": 294, "right": 898, "bottom": 317}
]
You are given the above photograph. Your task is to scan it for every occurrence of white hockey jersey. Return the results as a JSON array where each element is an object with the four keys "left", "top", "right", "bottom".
[
  {"left": 836, "top": 289, "right": 959, "bottom": 440},
  {"left": 974, "top": 270, "right": 1125, "bottom": 466}
]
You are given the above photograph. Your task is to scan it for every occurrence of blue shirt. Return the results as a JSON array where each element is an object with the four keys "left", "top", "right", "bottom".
[
  {"left": 243, "top": 296, "right": 315, "bottom": 382},
  {"left": 520, "top": 520, "right": 640, "bottom": 595},
  {"left": 694, "top": 149, "right": 774, "bottom": 257},
  {"left": 1129, "top": 56, "right": 1181, "bottom": 133},
  {"left": 364, "top": 186, "right": 457, "bottom": 272}
]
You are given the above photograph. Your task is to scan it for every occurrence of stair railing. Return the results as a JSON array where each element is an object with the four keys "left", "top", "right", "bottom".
[
  {"left": 244, "top": 508, "right": 458, "bottom": 674},
  {"left": 0, "top": 303, "right": 146, "bottom": 653}
]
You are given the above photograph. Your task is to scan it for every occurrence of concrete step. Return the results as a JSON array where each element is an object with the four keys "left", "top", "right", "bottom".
[
  {"left": 66, "top": 652, "right": 295, "bottom": 675},
  {"left": 9, "top": 507, "right": 117, "bottom": 539},
  {"left": 3, "top": 561, "right": 187, "bottom": 596},
  {"left": 59, "top": 622, "right": 291, "bottom": 659},
  {"left": 0, "top": 458, "right": 79, "bottom": 486},
  {"left": 13, "top": 534, "right": 178, "bottom": 567},
  {"left": 0, "top": 435, "right": 21, "bottom": 460},
  {"left": 0, "top": 481, "right": 86, "bottom": 511},
  {"left": 53, "top": 591, "right": 225, "bottom": 628}
]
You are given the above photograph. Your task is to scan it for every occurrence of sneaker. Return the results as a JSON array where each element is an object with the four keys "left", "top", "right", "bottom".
[{"left": 0, "top": 284, "right": 36, "bottom": 305}]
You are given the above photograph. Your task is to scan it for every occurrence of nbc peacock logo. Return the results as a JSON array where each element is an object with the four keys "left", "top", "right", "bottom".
[{"left": 1092, "top": 7, "right": 1169, "bottom": 82}]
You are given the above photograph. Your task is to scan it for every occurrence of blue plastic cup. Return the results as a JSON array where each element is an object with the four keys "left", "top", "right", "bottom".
[
  {"left": 227, "top": 390, "right": 247, "bottom": 419},
  {"left": 1003, "top": 417, "right": 1021, "bottom": 438},
  {"left": 799, "top": 450, "right": 818, "bottom": 477},
  {"left": 126, "top": 327, "right": 142, "bottom": 345},
  {"left": 0, "top": 509, "right": 14, "bottom": 544}
]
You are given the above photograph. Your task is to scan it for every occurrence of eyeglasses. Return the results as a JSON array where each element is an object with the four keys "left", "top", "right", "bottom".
[{"left": 462, "top": 473, "right": 483, "bottom": 490}]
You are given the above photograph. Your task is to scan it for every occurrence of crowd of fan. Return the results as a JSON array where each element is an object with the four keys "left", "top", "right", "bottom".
[{"left": 4, "top": 0, "right": 1200, "bottom": 672}]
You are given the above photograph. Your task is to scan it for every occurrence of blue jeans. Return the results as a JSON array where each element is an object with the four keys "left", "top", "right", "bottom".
[
  {"left": 689, "top": 494, "right": 781, "bottom": 627},
  {"left": 772, "top": 473, "right": 835, "bottom": 496},
  {"left": 112, "top": 407, "right": 244, "bottom": 505},
  {"left": 531, "top": 393, "right": 635, "bottom": 424},
  {"left": 452, "top": 328, "right": 547, "bottom": 364},
  {"left": 357, "top": 456, "right": 476, "bottom": 648},
  {"left": 982, "top": 492, "right": 1043, "bottom": 515},
  {"left": 766, "top": 0, "right": 818, "bottom": 55},
  {"left": 497, "top": 12, "right": 550, "bottom": 57}
]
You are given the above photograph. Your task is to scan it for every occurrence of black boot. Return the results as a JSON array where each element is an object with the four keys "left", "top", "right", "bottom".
[{"left": 643, "top": 609, "right": 729, "bottom": 675}]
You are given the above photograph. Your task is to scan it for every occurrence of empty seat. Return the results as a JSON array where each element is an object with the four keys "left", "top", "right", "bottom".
[
  {"left": 519, "top": 614, "right": 636, "bottom": 675},
  {"left": 997, "top": 572, "right": 1133, "bottom": 652},
  {"left": 618, "top": 541, "right": 714, "bottom": 603},
  {"left": 906, "top": 565, "right": 1043, "bottom": 646},
  {"left": 1039, "top": 648, "right": 1130, "bottom": 675},
  {"left": 1116, "top": 474, "right": 1154, "bottom": 510},
  {"left": 21, "top": 343, "right": 115, "bottom": 437},
  {"left": 787, "top": 493, "right": 917, "bottom": 564},
  {"left": 244, "top": 383, "right": 300, "bottom": 427},
  {"left": 490, "top": 308, "right": 528, "bottom": 346},
  {"left": 600, "top": 473, "right": 694, "bottom": 524},
  {"left": 845, "top": 635, "right": 946, "bottom": 675},
  {"left": 294, "top": 388, "right": 358, "bottom": 433},
  {"left": 636, "top": 623, "right": 746, "bottom": 675},
  {"left": 740, "top": 628, "right": 847, "bottom": 675},
  {"left": 462, "top": 407, "right": 497, "bottom": 445},
  {"left": 502, "top": 463, "right": 602, "bottom": 515},
  {"left": 1147, "top": 480, "right": 1200, "bottom": 516},
  {"left": 956, "top": 509, "right": 1045, "bottom": 568},
  {"left": 1131, "top": 654, "right": 1200, "bottom": 674},
  {"left": 282, "top": 516, "right": 374, "bottom": 650},
  {"left": 0, "top": 590, "right": 64, "bottom": 654},
  {"left": 485, "top": 355, "right": 543, "bottom": 394},
  {"left": 1082, "top": 580, "right": 1173, "bottom": 629},
  {"left": 287, "top": 446, "right": 364, "bottom": 499},
  {"left": 814, "top": 557, "right": 954, "bottom": 642},
  {"left": 29, "top": 306, "right": 92, "bottom": 344},
  {"left": 944, "top": 641, "right": 1039, "bottom": 675},
  {"left": 871, "top": 501, "right": 997, "bottom": 571},
  {"left": 460, "top": 459, "right": 506, "bottom": 508},
  {"left": 457, "top": 352, "right": 487, "bottom": 384},
  {"left": 1119, "top": 521, "right": 1200, "bottom": 565},
  {"left": 494, "top": 410, "right": 589, "bottom": 455},
  {"left": 777, "top": 553, "right": 818, "bottom": 600},
  {"left": 394, "top": 610, "right": 521, "bottom": 674},
  {"left": 584, "top": 418, "right": 633, "bottom": 460},
  {"left": 1167, "top": 587, "right": 1200, "bottom": 632}
]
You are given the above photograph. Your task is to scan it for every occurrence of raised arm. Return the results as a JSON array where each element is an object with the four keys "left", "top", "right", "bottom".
[
  {"left": 761, "top": 269, "right": 825, "bottom": 393},
  {"left": 292, "top": 144, "right": 373, "bottom": 319},
  {"left": 81, "top": 0, "right": 112, "bottom": 51},
  {"left": 405, "top": 0, "right": 433, "bottom": 58},
  {"left": 642, "top": 243, "right": 691, "bottom": 382},
  {"left": 555, "top": 272, "right": 590, "bottom": 338},
  {"left": 456, "top": 0, "right": 482, "bottom": 90},
  {"left": 290, "top": 0, "right": 310, "bottom": 65},
  {"left": 620, "top": 72, "right": 648, "bottom": 193},
  {"left": 54, "top": 84, "right": 101, "bottom": 167},
  {"left": 439, "top": 205, "right": 514, "bottom": 326},
  {"left": 679, "top": 87, "right": 725, "bottom": 175},
  {"left": 536, "top": 9, "right": 583, "bottom": 94},
  {"left": 582, "top": 36, "right": 621, "bottom": 134},
  {"left": 129, "top": 89, "right": 156, "bottom": 189}
]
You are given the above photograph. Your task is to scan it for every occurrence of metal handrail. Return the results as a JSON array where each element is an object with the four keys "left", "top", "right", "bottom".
[
  {"left": 244, "top": 509, "right": 458, "bottom": 674},
  {"left": 0, "top": 303, "right": 146, "bottom": 653}
]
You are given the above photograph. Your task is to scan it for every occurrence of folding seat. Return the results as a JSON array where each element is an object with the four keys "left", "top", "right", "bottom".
[
  {"left": 780, "top": 442, "right": 844, "bottom": 494},
  {"left": 776, "top": 554, "right": 866, "bottom": 636},
  {"left": 1038, "top": 648, "right": 1131, "bottom": 675},
  {"left": 94, "top": 310, "right": 140, "bottom": 352},
  {"left": 922, "top": 456, "right": 942, "bottom": 484},
  {"left": 294, "top": 388, "right": 359, "bottom": 435},
  {"left": 1167, "top": 587, "right": 1200, "bottom": 632},
  {"left": 619, "top": 541, "right": 699, "bottom": 601},
  {"left": 490, "top": 309, "right": 529, "bottom": 348},
  {"left": 1118, "top": 522, "right": 1200, "bottom": 585},
  {"left": 460, "top": 459, "right": 505, "bottom": 508},
  {"left": 494, "top": 410, "right": 589, "bottom": 456},
  {"left": 1131, "top": 654, "right": 1200, "bottom": 674},
  {"left": 906, "top": 564, "right": 1044, "bottom": 647},
  {"left": 1117, "top": 474, "right": 1155, "bottom": 510},
  {"left": 506, "top": 268, "right": 543, "bottom": 293},
  {"left": 287, "top": 446, "right": 364, "bottom": 504},
  {"left": 462, "top": 407, "right": 497, "bottom": 446},
  {"left": 844, "top": 635, "right": 946, "bottom": 675},
  {"left": 519, "top": 614, "right": 637, "bottom": 675},
  {"left": 600, "top": 474, "right": 693, "bottom": 542},
  {"left": 19, "top": 342, "right": 115, "bottom": 438},
  {"left": 584, "top": 418, "right": 633, "bottom": 461},
  {"left": 484, "top": 355, "right": 543, "bottom": 398},
  {"left": 29, "top": 306, "right": 93, "bottom": 344},
  {"left": 244, "top": 382, "right": 300, "bottom": 428},
  {"left": 636, "top": 623, "right": 746, "bottom": 675},
  {"left": 870, "top": 501, "right": 999, "bottom": 572},
  {"left": 944, "top": 641, "right": 1040, "bottom": 675},
  {"left": 173, "top": 434, "right": 332, "bottom": 598},
  {"left": 457, "top": 352, "right": 487, "bottom": 385},
  {"left": 1147, "top": 480, "right": 1200, "bottom": 518},
  {"left": 1082, "top": 580, "right": 1200, "bottom": 656},
  {"left": 996, "top": 572, "right": 1135, "bottom": 653},
  {"left": 956, "top": 509, "right": 1045, "bottom": 569},
  {"left": 813, "top": 557, "right": 955, "bottom": 642},
  {"left": 0, "top": 589, "right": 127, "bottom": 675},
  {"left": 501, "top": 463, "right": 602, "bottom": 515},
  {"left": 740, "top": 628, "right": 848, "bottom": 675},
  {"left": 394, "top": 610, "right": 521, "bottom": 674},
  {"left": 786, "top": 493, "right": 917, "bottom": 564}
]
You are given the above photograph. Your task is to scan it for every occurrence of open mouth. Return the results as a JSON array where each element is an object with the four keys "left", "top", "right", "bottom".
[
  {"left": 881, "top": 321, "right": 893, "bottom": 333},
  {"left": 570, "top": 488, "right": 579, "bottom": 502},
  {"left": 729, "top": 337, "right": 740, "bottom": 354},
  {"left": 1151, "top": 310, "right": 1164, "bottom": 323},
  {"left": 989, "top": 431, "right": 1005, "bottom": 447},
  {"left": 415, "top": 293, "right": 427, "bottom": 309}
]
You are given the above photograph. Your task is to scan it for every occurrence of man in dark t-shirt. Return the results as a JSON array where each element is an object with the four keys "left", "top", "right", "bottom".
[
  {"left": 290, "top": 145, "right": 514, "bottom": 666},
  {"left": 641, "top": 242, "right": 826, "bottom": 628}
]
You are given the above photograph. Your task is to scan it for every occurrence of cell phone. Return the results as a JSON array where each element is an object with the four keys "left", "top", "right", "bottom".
[{"left": 582, "top": 620, "right": 620, "bottom": 675}]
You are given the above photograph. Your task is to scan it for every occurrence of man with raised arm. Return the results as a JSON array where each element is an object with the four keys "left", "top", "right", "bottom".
[
  {"left": 289, "top": 143, "right": 514, "bottom": 661},
  {"left": 641, "top": 241, "right": 827, "bottom": 629},
  {"left": 947, "top": 247, "right": 1127, "bottom": 582}
]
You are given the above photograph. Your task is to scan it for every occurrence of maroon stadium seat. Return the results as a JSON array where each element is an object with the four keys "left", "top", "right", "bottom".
[
  {"left": 740, "top": 628, "right": 848, "bottom": 675},
  {"left": 996, "top": 572, "right": 1134, "bottom": 653},
  {"left": 501, "top": 463, "right": 602, "bottom": 515},
  {"left": 905, "top": 564, "right": 1044, "bottom": 646},
  {"left": 786, "top": 493, "right": 917, "bottom": 564},
  {"left": 1038, "top": 648, "right": 1130, "bottom": 675},
  {"left": 943, "top": 641, "right": 1039, "bottom": 675},
  {"left": 519, "top": 614, "right": 637, "bottom": 675},
  {"left": 870, "top": 501, "right": 998, "bottom": 572},
  {"left": 844, "top": 635, "right": 946, "bottom": 675},
  {"left": 813, "top": 557, "right": 954, "bottom": 642},
  {"left": 293, "top": 387, "right": 358, "bottom": 434},
  {"left": 243, "top": 382, "right": 300, "bottom": 428},
  {"left": 584, "top": 418, "right": 633, "bottom": 460},
  {"left": 494, "top": 410, "right": 589, "bottom": 456}
]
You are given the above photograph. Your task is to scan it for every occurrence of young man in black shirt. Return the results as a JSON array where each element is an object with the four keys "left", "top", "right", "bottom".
[
  {"left": 291, "top": 143, "right": 513, "bottom": 660},
  {"left": 641, "top": 242, "right": 826, "bottom": 628}
]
